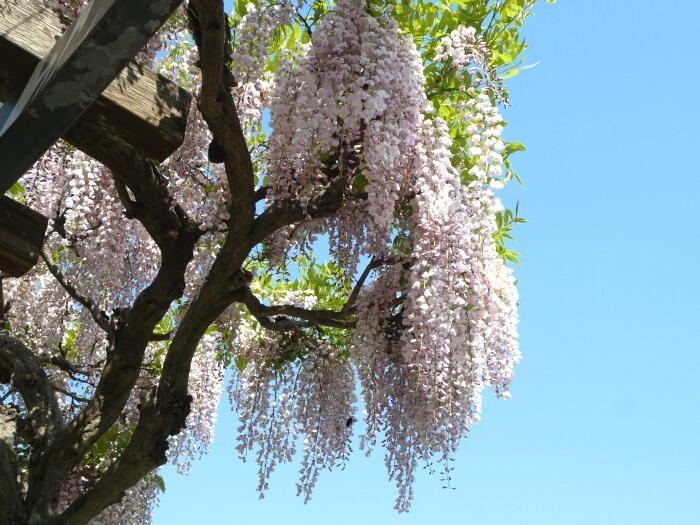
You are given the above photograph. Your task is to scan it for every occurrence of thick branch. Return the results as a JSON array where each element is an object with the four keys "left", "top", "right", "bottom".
[
  {"left": 96, "top": 143, "right": 196, "bottom": 251},
  {"left": 54, "top": 6, "right": 264, "bottom": 517},
  {"left": 0, "top": 332, "right": 61, "bottom": 446},
  {"left": 52, "top": 273, "right": 249, "bottom": 525},
  {"left": 25, "top": 147, "right": 201, "bottom": 523},
  {"left": 0, "top": 404, "right": 25, "bottom": 525},
  {"left": 55, "top": 255, "right": 257, "bottom": 524},
  {"left": 248, "top": 176, "right": 348, "bottom": 248},
  {"left": 189, "top": 0, "right": 256, "bottom": 234}
]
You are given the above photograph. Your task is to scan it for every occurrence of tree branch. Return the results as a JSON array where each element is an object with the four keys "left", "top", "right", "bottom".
[
  {"left": 50, "top": 384, "right": 89, "bottom": 404},
  {"left": 41, "top": 252, "right": 111, "bottom": 333},
  {"left": 96, "top": 143, "right": 197, "bottom": 251},
  {"left": 236, "top": 258, "right": 392, "bottom": 332},
  {"left": 254, "top": 186, "right": 268, "bottom": 203},
  {"left": 189, "top": 0, "right": 256, "bottom": 235},
  {"left": 0, "top": 275, "right": 9, "bottom": 325},
  {"left": 0, "top": 332, "right": 61, "bottom": 446},
  {"left": 149, "top": 331, "right": 173, "bottom": 342},
  {"left": 0, "top": 332, "right": 61, "bottom": 522},
  {"left": 112, "top": 177, "right": 137, "bottom": 219},
  {"left": 342, "top": 258, "right": 391, "bottom": 315},
  {"left": 43, "top": 355, "right": 80, "bottom": 375},
  {"left": 248, "top": 171, "right": 351, "bottom": 249},
  {"left": 0, "top": 404, "right": 25, "bottom": 525},
  {"left": 25, "top": 146, "right": 202, "bottom": 523},
  {"left": 237, "top": 287, "right": 354, "bottom": 330}
]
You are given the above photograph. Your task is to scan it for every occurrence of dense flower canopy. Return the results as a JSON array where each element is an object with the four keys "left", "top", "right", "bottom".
[{"left": 0, "top": 0, "right": 537, "bottom": 523}]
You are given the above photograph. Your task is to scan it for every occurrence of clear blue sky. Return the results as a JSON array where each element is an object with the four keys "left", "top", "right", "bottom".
[{"left": 154, "top": 2, "right": 700, "bottom": 524}]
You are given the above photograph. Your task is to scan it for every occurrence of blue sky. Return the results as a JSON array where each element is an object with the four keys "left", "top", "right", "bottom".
[{"left": 154, "top": 2, "right": 700, "bottom": 524}]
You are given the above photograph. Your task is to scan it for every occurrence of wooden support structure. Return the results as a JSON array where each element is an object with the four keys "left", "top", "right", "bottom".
[
  {"left": 0, "top": 0, "right": 190, "bottom": 276},
  {"left": 0, "top": 0, "right": 189, "bottom": 191},
  {"left": 0, "top": 196, "right": 48, "bottom": 277}
]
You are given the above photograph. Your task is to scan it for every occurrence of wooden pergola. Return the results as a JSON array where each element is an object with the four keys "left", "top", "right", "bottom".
[{"left": 0, "top": 0, "right": 189, "bottom": 276}]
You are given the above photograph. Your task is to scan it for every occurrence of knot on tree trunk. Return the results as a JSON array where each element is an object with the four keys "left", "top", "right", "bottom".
[{"left": 167, "top": 394, "right": 193, "bottom": 438}]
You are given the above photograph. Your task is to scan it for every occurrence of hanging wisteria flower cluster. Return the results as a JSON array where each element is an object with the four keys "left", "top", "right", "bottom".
[
  {"left": 229, "top": 0, "right": 521, "bottom": 513},
  {"left": 231, "top": 2, "right": 294, "bottom": 130},
  {"left": 1, "top": 0, "right": 533, "bottom": 522},
  {"left": 265, "top": 0, "right": 430, "bottom": 263}
]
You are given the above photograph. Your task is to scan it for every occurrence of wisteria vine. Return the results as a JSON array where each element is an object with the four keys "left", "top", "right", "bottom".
[{"left": 0, "top": 0, "right": 533, "bottom": 522}]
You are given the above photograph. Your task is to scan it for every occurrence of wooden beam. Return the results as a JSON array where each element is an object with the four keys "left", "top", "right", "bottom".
[
  {"left": 0, "top": 196, "right": 48, "bottom": 278},
  {"left": 0, "top": 0, "right": 190, "bottom": 277},
  {"left": 0, "top": 0, "right": 190, "bottom": 193}
]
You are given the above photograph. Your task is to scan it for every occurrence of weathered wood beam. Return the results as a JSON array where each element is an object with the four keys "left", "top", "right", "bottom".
[
  {"left": 0, "top": 196, "right": 48, "bottom": 277},
  {"left": 0, "top": 0, "right": 190, "bottom": 194}
]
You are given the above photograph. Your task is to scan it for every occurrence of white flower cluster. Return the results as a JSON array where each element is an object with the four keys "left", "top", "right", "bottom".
[
  {"left": 168, "top": 333, "right": 225, "bottom": 474},
  {"left": 90, "top": 476, "right": 159, "bottom": 525},
  {"left": 240, "top": 3, "right": 520, "bottom": 512},
  {"left": 460, "top": 92, "right": 521, "bottom": 398},
  {"left": 350, "top": 94, "right": 520, "bottom": 509},
  {"left": 434, "top": 25, "right": 480, "bottom": 67},
  {"left": 265, "top": 0, "right": 429, "bottom": 261},
  {"left": 166, "top": 102, "right": 233, "bottom": 234},
  {"left": 21, "top": 148, "right": 159, "bottom": 311},
  {"left": 228, "top": 287, "right": 355, "bottom": 501},
  {"left": 233, "top": 343, "right": 356, "bottom": 502},
  {"left": 231, "top": 3, "right": 293, "bottom": 130},
  {"left": 158, "top": 28, "right": 199, "bottom": 88},
  {"left": 435, "top": 25, "right": 505, "bottom": 100}
]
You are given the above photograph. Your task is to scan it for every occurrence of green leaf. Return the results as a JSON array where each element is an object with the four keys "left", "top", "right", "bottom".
[
  {"left": 63, "top": 322, "right": 80, "bottom": 359},
  {"left": 501, "top": 0, "right": 525, "bottom": 19},
  {"left": 235, "top": 355, "right": 249, "bottom": 372},
  {"left": 153, "top": 474, "right": 167, "bottom": 493},
  {"left": 8, "top": 182, "right": 25, "bottom": 198}
]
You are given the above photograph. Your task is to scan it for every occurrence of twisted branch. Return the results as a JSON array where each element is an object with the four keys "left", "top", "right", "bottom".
[
  {"left": 0, "top": 332, "right": 61, "bottom": 445},
  {"left": 41, "top": 252, "right": 111, "bottom": 333},
  {"left": 0, "top": 404, "right": 25, "bottom": 525},
  {"left": 238, "top": 258, "right": 392, "bottom": 331}
]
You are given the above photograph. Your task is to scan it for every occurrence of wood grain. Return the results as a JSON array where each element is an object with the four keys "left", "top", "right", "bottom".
[{"left": 0, "top": 0, "right": 191, "bottom": 163}]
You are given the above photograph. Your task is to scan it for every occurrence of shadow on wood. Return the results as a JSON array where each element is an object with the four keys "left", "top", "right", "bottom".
[{"left": 0, "top": 0, "right": 191, "bottom": 169}]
